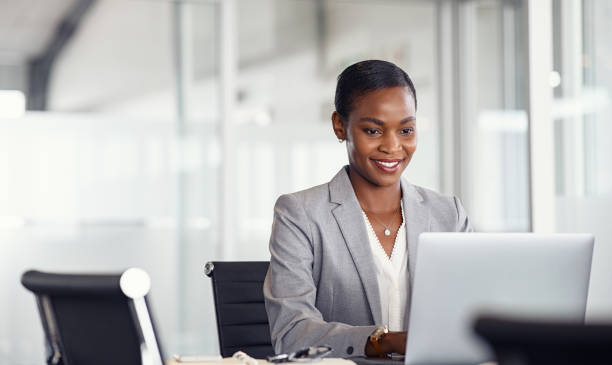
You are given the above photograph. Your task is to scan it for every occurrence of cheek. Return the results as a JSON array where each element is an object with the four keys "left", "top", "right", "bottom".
[
  {"left": 406, "top": 136, "right": 417, "bottom": 150},
  {"left": 348, "top": 143, "right": 365, "bottom": 163},
  {"left": 345, "top": 141, "right": 359, "bottom": 162},
  {"left": 352, "top": 137, "right": 376, "bottom": 158},
  {"left": 402, "top": 140, "right": 417, "bottom": 157}
]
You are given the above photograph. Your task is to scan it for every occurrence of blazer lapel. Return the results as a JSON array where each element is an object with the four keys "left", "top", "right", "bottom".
[
  {"left": 401, "top": 179, "right": 430, "bottom": 330},
  {"left": 329, "top": 167, "right": 383, "bottom": 325},
  {"left": 400, "top": 179, "right": 429, "bottom": 283}
]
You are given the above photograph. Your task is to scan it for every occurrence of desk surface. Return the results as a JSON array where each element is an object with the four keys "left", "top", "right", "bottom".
[
  {"left": 167, "top": 358, "right": 357, "bottom": 365},
  {"left": 166, "top": 357, "right": 498, "bottom": 365}
]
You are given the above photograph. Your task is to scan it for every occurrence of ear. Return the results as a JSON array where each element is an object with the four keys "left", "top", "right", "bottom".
[{"left": 331, "top": 111, "right": 347, "bottom": 141}]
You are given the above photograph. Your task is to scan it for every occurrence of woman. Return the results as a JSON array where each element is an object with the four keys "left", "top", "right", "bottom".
[{"left": 263, "top": 60, "right": 472, "bottom": 358}]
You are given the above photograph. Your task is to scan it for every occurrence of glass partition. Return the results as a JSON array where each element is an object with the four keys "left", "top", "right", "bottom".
[
  {"left": 0, "top": 0, "right": 220, "bottom": 362},
  {"left": 229, "top": 0, "right": 442, "bottom": 260},
  {"left": 456, "top": 0, "right": 530, "bottom": 232},
  {"left": 551, "top": 0, "right": 612, "bottom": 320}
]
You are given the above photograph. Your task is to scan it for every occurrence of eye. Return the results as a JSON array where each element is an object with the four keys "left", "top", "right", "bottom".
[
  {"left": 401, "top": 127, "right": 415, "bottom": 135},
  {"left": 364, "top": 128, "right": 381, "bottom": 135}
]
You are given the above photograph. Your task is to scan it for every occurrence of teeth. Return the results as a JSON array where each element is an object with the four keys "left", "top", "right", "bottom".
[{"left": 377, "top": 160, "right": 399, "bottom": 167}]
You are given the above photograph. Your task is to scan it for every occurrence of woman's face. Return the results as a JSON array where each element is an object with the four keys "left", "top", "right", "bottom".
[{"left": 333, "top": 86, "right": 417, "bottom": 188}]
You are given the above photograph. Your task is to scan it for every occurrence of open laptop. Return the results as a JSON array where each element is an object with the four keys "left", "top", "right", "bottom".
[{"left": 404, "top": 233, "right": 594, "bottom": 365}]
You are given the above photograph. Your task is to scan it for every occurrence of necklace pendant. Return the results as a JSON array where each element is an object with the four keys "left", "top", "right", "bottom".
[{"left": 384, "top": 228, "right": 391, "bottom": 236}]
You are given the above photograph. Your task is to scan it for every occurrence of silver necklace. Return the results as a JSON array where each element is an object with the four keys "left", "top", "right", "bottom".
[{"left": 364, "top": 208, "right": 399, "bottom": 236}]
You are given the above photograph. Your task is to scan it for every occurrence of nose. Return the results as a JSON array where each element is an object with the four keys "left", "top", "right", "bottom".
[{"left": 378, "top": 132, "right": 401, "bottom": 154}]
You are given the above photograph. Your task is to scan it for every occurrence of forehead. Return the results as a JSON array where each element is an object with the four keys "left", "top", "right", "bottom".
[{"left": 350, "top": 86, "right": 415, "bottom": 119}]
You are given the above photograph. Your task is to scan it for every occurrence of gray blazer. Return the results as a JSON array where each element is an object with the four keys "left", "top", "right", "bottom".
[{"left": 263, "top": 166, "right": 472, "bottom": 357}]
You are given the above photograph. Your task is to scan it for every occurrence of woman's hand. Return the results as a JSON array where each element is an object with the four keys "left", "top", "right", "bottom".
[{"left": 364, "top": 331, "right": 407, "bottom": 357}]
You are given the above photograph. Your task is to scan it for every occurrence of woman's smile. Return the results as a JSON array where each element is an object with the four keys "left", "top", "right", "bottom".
[
  {"left": 334, "top": 86, "right": 417, "bottom": 188},
  {"left": 371, "top": 158, "right": 404, "bottom": 173}
]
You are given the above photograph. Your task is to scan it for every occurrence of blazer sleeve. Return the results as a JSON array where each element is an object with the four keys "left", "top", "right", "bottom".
[
  {"left": 453, "top": 196, "right": 473, "bottom": 232},
  {"left": 263, "top": 194, "right": 376, "bottom": 357}
]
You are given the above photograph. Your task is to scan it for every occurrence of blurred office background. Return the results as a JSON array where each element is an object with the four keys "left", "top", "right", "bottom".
[{"left": 0, "top": 0, "right": 610, "bottom": 363}]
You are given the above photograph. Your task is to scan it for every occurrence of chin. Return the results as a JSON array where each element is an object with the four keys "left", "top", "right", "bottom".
[
  {"left": 367, "top": 170, "right": 403, "bottom": 187},
  {"left": 373, "top": 176, "right": 402, "bottom": 187}
]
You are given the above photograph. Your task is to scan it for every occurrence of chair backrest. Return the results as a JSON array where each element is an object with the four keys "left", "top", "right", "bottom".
[
  {"left": 205, "top": 261, "right": 273, "bottom": 358},
  {"left": 21, "top": 268, "right": 165, "bottom": 365},
  {"left": 474, "top": 316, "right": 612, "bottom": 365}
]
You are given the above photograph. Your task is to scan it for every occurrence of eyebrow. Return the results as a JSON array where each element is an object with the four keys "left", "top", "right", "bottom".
[{"left": 358, "top": 116, "right": 416, "bottom": 126}]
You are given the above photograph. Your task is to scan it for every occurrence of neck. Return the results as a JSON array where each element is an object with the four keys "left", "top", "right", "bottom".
[{"left": 348, "top": 167, "right": 402, "bottom": 214}]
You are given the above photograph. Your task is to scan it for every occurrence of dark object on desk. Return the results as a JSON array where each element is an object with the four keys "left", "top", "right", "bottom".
[
  {"left": 474, "top": 315, "right": 612, "bottom": 365},
  {"left": 267, "top": 345, "right": 332, "bottom": 363},
  {"left": 348, "top": 356, "right": 405, "bottom": 365},
  {"left": 21, "top": 268, "right": 165, "bottom": 365},
  {"left": 205, "top": 261, "right": 274, "bottom": 358}
]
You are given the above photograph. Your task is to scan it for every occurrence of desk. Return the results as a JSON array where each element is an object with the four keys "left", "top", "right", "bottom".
[
  {"left": 167, "top": 358, "right": 498, "bottom": 365},
  {"left": 167, "top": 358, "right": 357, "bottom": 365}
]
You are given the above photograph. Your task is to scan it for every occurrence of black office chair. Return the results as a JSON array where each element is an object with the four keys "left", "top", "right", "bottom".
[
  {"left": 205, "top": 261, "right": 274, "bottom": 358},
  {"left": 474, "top": 315, "right": 612, "bottom": 365},
  {"left": 21, "top": 268, "right": 165, "bottom": 365}
]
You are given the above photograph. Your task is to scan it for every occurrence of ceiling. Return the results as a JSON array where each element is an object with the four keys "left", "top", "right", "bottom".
[{"left": 0, "top": 0, "right": 76, "bottom": 65}]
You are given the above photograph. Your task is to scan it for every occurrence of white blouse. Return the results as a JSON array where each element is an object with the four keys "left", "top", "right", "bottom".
[{"left": 361, "top": 201, "right": 408, "bottom": 331}]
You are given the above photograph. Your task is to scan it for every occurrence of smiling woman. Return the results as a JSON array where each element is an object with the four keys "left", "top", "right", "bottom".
[
  {"left": 263, "top": 60, "right": 473, "bottom": 359},
  {"left": 334, "top": 86, "right": 417, "bottom": 188}
]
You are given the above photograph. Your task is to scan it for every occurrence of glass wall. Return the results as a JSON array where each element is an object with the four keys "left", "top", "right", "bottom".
[
  {"left": 551, "top": 0, "right": 612, "bottom": 320},
  {"left": 455, "top": 0, "right": 530, "bottom": 232},
  {"left": 227, "top": 0, "right": 531, "bottom": 260},
  {"left": 229, "top": 0, "right": 443, "bottom": 260},
  {"left": 0, "top": 1, "right": 221, "bottom": 363}
]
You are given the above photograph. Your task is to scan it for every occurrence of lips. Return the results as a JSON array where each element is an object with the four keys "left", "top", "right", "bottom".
[{"left": 372, "top": 159, "right": 403, "bottom": 173}]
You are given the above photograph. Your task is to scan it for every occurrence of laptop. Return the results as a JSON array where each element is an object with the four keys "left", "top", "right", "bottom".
[{"left": 404, "top": 233, "right": 594, "bottom": 365}]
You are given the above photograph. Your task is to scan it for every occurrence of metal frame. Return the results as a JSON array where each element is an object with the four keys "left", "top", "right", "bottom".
[
  {"left": 218, "top": 0, "right": 237, "bottom": 259},
  {"left": 525, "top": 0, "right": 555, "bottom": 232},
  {"left": 558, "top": 0, "right": 585, "bottom": 197},
  {"left": 436, "top": 0, "right": 459, "bottom": 197}
]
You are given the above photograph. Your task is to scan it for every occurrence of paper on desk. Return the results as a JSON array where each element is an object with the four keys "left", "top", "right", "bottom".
[{"left": 168, "top": 357, "right": 356, "bottom": 365}]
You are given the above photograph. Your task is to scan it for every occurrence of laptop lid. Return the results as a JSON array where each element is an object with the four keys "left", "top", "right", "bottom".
[{"left": 404, "top": 233, "right": 594, "bottom": 365}]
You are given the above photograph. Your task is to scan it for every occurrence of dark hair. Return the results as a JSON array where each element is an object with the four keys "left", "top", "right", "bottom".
[{"left": 334, "top": 60, "right": 417, "bottom": 121}]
